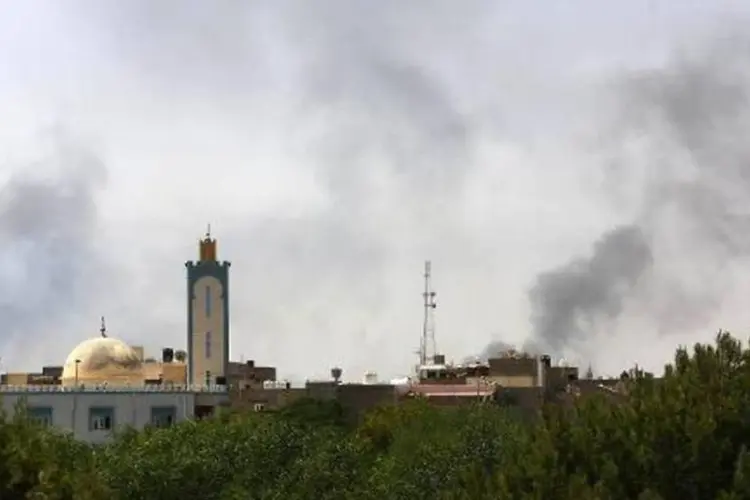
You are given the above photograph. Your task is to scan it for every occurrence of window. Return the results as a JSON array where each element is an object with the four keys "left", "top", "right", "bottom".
[
  {"left": 204, "top": 285, "right": 211, "bottom": 317},
  {"left": 150, "top": 406, "right": 177, "bottom": 428},
  {"left": 205, "top": 331, "right": 212, "bottom": 359},
  {"left": 27, "top": 406, "right": 53, "bottom": 427},
  {"left": 205, "top": 370, "right": 212, "bottom": 386},
  {"left": 89, "top": 407, "right": 114, "bottom": 431}
]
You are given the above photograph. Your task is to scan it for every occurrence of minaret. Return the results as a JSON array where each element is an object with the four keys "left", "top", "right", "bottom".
[{"left": 185, "top": 226, "right": 231, "bottom": 386}]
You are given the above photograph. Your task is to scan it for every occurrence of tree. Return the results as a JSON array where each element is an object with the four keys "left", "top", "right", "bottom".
[
  {"left": 0, "top": 400, "right": 110, "bottom": 500},
  {"left": 3, "top": 330, "right": 750, "bottom": 498}
]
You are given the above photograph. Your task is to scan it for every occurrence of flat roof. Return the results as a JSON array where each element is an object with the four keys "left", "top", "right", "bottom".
[{"left": 0, "top": 384, "right": 228, "bottom": 395}]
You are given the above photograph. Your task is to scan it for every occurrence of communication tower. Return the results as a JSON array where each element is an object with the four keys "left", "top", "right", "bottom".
[{"left": 420, "top": 261, "right": 438, "bottom": 366}]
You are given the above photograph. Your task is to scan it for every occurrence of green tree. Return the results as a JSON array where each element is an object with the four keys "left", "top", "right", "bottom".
[
  {"left": 4, "top": 330, "right": 750, "bottom": 499},
  {"left": 0, "top": 400, "right": 109, "bottom": 500}
]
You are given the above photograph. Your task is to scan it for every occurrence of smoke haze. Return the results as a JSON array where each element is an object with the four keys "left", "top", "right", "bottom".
[
  {"left": 2, "top": 2, "right": 750, "bottom": 379},
  {"left": 528, "top": 27, "right": 750, "bottom": 364},
  {"left": 0, "top": 132, "right": 110, "bottom": 362}
]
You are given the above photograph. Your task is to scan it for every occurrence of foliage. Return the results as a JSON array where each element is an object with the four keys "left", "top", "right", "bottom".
[
  {"left": 0, "top": 401, "right": 110, "bottom": 500},
  {"left": 275, "top": 397, "right": 349, "bottom": 429},
  {"left": 3, "top": 331, "right": 750, "bottom": 498}
]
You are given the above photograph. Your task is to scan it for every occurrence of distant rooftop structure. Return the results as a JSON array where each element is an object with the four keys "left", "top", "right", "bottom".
[{"left": 409, "top": 382, "right": 496, "bottom": 398}]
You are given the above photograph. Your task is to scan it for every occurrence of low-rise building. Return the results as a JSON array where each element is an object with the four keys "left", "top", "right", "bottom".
[
  {"left": 229, "top": 379, "right": 398, "bottom": 421},
  {"left": 0, "top": 384, "right": 230, "bottom": 444}
]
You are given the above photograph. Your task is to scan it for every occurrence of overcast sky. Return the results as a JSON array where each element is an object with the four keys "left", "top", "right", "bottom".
[{"left": 1, "top": 1, "right": 750, "bottom": 382}]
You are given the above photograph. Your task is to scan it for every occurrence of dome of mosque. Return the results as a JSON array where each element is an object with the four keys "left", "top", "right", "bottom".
[{"left": 61, "top": 337, "right": 144, "bottom": 387}]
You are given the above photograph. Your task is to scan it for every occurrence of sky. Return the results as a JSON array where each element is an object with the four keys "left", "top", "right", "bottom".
[{"left": 1, "top": 1, "right": 750, "bottom": 382}]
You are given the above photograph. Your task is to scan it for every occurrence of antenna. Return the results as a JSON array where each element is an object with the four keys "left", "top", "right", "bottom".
[
  {"left": 420, "top": 261, "right": 437, "bottom": 366},
  {"left": 100, "top": 316, "right": 107, "bottom": 338},
  {"left": 205, "top": 223, "right": 212, "bottom": 239}
]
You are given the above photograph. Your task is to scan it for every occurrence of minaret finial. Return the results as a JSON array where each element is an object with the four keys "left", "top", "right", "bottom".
[
  {"left": 199, "top": 225, "right": 217, "bottom": 261},
  {"left": 100, "top": 316, "right": 107, "bottom": 338}
]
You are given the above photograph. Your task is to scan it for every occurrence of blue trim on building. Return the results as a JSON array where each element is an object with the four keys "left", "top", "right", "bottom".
[
  {"left": 223, "top": 263, "right": 230, "bottom": 378},
  {"left": 185, "top": 260, "right": 230, "bottom": 384},
  {"left": 186, "top": 261, "right": 196, "bottom": 383}
]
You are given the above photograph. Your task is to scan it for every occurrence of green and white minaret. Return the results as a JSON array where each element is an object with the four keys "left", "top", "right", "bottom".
[{"left": 185, "top": 227, "right": 230, "bottom": 386}]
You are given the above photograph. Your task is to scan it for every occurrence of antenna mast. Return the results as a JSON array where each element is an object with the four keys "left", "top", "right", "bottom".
[{"left": 420, "top": 261, "right": 437, "bottom": 365}]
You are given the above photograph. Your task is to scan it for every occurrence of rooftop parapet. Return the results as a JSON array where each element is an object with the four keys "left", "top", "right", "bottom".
[{"left": 0, "top": 384, "right": 229, "bottom": 394}]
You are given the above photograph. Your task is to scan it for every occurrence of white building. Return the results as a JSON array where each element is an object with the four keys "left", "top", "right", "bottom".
[{"left": 0, "top": 385, "right": 217, "bottom": 444}]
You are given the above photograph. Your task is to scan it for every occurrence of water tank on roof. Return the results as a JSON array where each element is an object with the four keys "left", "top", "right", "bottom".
[
  {"left": 162, "top": 348, "right": 174, "bottom": 363},
  {"left": 262, "top": 380, "right": 287, "bottom": 390},
  {"left": 363, "top": 371, "right": 378, "bottom": 384}
]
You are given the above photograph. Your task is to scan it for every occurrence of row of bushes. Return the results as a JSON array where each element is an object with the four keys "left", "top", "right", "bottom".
[{"left": 2, "top": 332, "right": 750, "bottom": 499}]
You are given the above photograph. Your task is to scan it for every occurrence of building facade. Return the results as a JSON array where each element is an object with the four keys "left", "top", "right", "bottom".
[
  {"left": 0, "top": 385, "right": 222, "bottom": 444},
  {"left": 0, "top": 230, "right": 255, "bottom": 443}
]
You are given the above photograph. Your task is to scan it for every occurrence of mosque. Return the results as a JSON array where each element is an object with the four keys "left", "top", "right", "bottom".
[
  {"left": 0, "top": 232, "right": 601, "bottom": 441},
  {"left": 0, "top": 231, "right": 276, "bottom": 443}
]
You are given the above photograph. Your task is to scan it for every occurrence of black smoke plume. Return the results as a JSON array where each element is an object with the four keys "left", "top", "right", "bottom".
[{"left": 529, "top": 30, "right": 750, "bottom": 356}]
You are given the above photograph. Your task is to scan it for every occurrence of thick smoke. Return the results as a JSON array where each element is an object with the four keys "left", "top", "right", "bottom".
[
  {"left": 528, "top": 30, "right": 750, "bottom": 356},
  {"left": 467, "top": 338, "right": 544, "bottom": 362},
  {"left": 0, "top": 134, "right": 108, "bottom": 361},
  {"left": 529, "top": 226, "right": 652, "bottom": 354}
]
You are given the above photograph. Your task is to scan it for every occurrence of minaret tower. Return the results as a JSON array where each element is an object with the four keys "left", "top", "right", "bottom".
[{"left": 185, "top": 226, "right": 231, "bottom": 386}]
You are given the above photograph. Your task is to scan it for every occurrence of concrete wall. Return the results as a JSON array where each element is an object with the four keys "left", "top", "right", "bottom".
[
  {"left": 226, "top": 362, "right": 277, "bottom": 387},
  {"left": 1, "top": 391, "right": 196, "bottom": 444},
  {"left": 142, "top": 362, "right": 187, "bottom": 384},
  {"left": 336, "top": 384, "right": 398, "bottom": 420},
  {"left": 482, "top": 374, "right": 536, "bottom": 388},
  {"left": 229, "top": 383, "right": 398, "bottom": 421}
]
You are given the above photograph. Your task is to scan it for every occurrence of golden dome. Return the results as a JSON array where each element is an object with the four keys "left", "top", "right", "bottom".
[{"left": 61, "top": 337, "right": 144, "bottom": 387}]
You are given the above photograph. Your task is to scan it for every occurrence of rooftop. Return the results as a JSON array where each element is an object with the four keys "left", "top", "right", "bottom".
[{"left": 0, "top": 384, "right": 228, "bottom": 394}]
